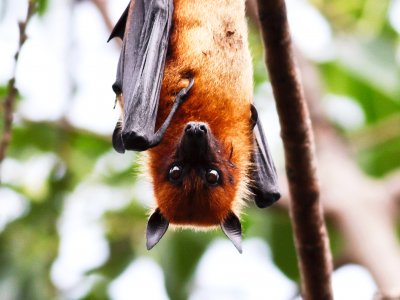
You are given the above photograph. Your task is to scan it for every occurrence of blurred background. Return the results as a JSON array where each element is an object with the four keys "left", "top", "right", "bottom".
[{"left": 0, "top": 0, "right": 399, "bottom": 299}]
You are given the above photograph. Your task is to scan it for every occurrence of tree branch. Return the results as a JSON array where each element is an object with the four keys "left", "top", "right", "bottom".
[
  {"left": 89, "top": 0, "right": 122, "bottom": 47},
  {"left": 255, "top": 1, "right": 333, "bottom": 299},
  {"left": 281, "top": 35, "right": 400, "bottom": 299},
  {"left": 0, "top": 0, "right": 36, "bottom": 182}
]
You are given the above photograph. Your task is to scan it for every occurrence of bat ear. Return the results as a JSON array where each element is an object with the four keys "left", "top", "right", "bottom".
[
  {"left": 250, "top": 104, "right": 258, "bottom": 130},
  {"left": 221, "top": 211, "right": 242, "bottom": 253},
  {"left": 112, "top": 121, "right": 125, "bottom": 153},
  {"left": 146, "top": 208, "right": 169, "bottom": 250}
]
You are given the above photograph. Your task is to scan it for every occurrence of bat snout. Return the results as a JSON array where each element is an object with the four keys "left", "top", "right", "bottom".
[
  {"left": 122, "top": 130, "right": 151, "bottom": 151},
  {"left": 184, "top": 122, "right": 208, "bottom": 138},
  {"left": 178, "top": 122, "right": 215, "bottom": 163}
]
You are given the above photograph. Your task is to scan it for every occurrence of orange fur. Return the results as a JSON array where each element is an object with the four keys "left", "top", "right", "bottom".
[{"left": 148, "top": 0, "right": 254, "bottom": 226}]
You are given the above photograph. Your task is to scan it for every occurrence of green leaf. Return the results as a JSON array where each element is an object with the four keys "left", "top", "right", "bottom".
[
  {"left": 246, "top": 207, "right": 299, "bottom": 282},
  {"left": 0, "top": 85, "right": 8, "bottom": 98},
  {"left": 357, "top": 136, "right": 400, "bottom": 177},
  {"left": 92, "top": 201, "right": 147, "bottom": 278},
  {"left": 37, "top": 0, "right": 49, "bottom": 16},
  {"left": 268, "top": 211, "right": 300, "bottom": 282},
  {"left": 8, "top": 121, "right": 111, "bottom": 184},
  {"left": 326, "top": 219, "right": 345, "bottom": 259},
  {"left": 249, "top": 24, "right": 269, "bottom": 86},
  {"left": 320, "top": 62, "right": 400, "bottom": 124},
  {"left": 311, "top": 0, "right": 390, "bottom": 35},
  {"left": 335, "top": 37, "right": 400, "bottom": 99}
]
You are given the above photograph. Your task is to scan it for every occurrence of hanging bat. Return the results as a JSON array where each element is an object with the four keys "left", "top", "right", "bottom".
[{"left": 109, "top": 0, "right": 280, "bottom": 253}]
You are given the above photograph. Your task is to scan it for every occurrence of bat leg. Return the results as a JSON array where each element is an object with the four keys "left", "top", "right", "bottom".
[
  {"left": 250, "top": 104, "right": 281, "bottom": 208},
  {"left": 146, "top": 208, "right": 169, "bottom": 250},
  {"left": 120, "top": 78, "right": 194, "bottom": 151},
  {"left": 146, "top": 77, "right": 195, "bottom": 148},
  {"left": 113, "top": 0, "right": 175, "bottom": 152},
  {"left": 221, "top": 211, "right": 242, "bottom": 253}
]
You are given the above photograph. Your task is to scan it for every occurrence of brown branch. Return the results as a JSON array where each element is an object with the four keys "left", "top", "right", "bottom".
[
  {"left": 0, "top": 1, "right": 36, "bottom": 182},
  {"left": 90, "top": 0, "right": 114, "bottom": 33},
  {"left": 249, "top": 0, "right": 400, "bottom": 297},
  {"left": 313, "top": 116, "right": 400, "bottom": 297},
  {"left": 281, "top": 42, "right": 400, "bottom": 298},
  {"left": 0, "top": 79, "right": 17, "bottom": 165},
  {"left": 245, "top": 0, "right": 259, "bottom": 26},
  {"left": 89, "top": 0, "right": 122, "bottom": 48},
  {"left": 255, "top": 1, "right": 333, "bottom": 299}
]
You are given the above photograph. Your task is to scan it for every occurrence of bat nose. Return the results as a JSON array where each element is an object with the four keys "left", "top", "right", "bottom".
[
  {"left": 184, "top": 122, "right": 208, "bottom": 137},
  {"left": 122, "top": 130, "right": 150, "bottom": 151},
  {"left": 179, "top": 122, "right": 212, "bottom": 162}
]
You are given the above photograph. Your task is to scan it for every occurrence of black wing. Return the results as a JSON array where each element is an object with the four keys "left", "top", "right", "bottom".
[
  {"left": 107, "top": 4, "right": 129, "bottom": 42},
  {"left": 221, "top": 211, "right": 243, "bottom": 253},
  {"left": 146, "top": 208, "right": 169, "bottom": 250},
  {"left": 109, "top": 0, "right": 193, "bottom": 153},
  {"left": 250, "top": 105, "right": 281, "bottom": 208}
]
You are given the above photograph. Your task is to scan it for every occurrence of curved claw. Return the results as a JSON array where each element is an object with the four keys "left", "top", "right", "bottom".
[{"left": 176, "top": 78, "right": 195, "bottom": 102}]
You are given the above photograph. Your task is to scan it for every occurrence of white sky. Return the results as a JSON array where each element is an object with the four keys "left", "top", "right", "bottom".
[
  {"left": 389, "top": 0, "right": 400, "bottom": 33},
  {"left": 2, "top": 0, "right": 398, "bottom": 297}
]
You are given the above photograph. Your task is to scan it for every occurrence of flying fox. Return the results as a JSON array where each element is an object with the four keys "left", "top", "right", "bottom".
[{"left": 109, "top": 0, "right": 280, "bottom": 253}]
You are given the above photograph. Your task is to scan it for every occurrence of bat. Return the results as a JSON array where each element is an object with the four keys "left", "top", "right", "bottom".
[{"left": 109, "top": 0, "right": 280, "bottom": 253}]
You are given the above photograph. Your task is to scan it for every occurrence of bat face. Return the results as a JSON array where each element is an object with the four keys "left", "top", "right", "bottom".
[{"left": 153, "top": 122, "right": 240, "bottom": 226}]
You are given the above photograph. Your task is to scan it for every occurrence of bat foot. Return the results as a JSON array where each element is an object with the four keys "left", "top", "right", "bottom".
[{"left": 176, "top": 78, "right": 194, "bottom": 103}]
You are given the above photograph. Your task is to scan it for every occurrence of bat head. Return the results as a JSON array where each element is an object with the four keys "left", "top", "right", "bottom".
[
  {"left": 157, "top": 121, "right": 239, "bottom": 225},
  {"left": 147, "top": 121, "right": 243, "bottom": 252}
]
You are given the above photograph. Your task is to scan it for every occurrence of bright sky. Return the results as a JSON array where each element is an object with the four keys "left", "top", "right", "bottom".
[{"left": 2, "top": 0, "right": 398, "bottom": 298}]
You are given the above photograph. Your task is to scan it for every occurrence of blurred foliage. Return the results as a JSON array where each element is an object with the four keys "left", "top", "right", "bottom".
[
  {"left": 0, "top": 0, "right": 400, "bottom": 299},
  {"left": 311, "top": 0, "right": 391, "bottom": 35},
  {"left": 312, "top": 0, "right": 400, "bottom": 175},
  {"left": 37, "top": 0, "right": 49, "bottom": 16},
  {"left": 249, "top": 23, "right": 269, "bottom": 86},
  {"left": 0, "top": 85, "right": 8, "bottom": 98}
]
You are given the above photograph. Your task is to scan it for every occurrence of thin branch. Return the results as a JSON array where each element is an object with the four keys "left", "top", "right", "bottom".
[
  {"left": 249, "top": 0, "right": 400, "bottom": 297},
  {"left": 280, "top": 39, "right": 400, "bottom": 299},
  {"left": 245, "top": 0, "right": 259, "bottom": 26},
  {"left": 89, "top": 0, "right": 122, "bottom": 47},
  {"left": 0, "top": 79, "right": 17, "bottom": 165},
  {"left": 255, "top": 1, "right": 333, "bottom": 299},
  {"left": 0, "top": 1, "right": 36, "bottom": 182}
]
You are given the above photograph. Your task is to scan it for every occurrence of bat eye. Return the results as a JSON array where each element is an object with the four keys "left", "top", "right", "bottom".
[
  {"left": 206, "top": 169, "right": 220, "bottom": 185},
  {"left": 169, "top": 165, "right": 182, "bottom": 182}
]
